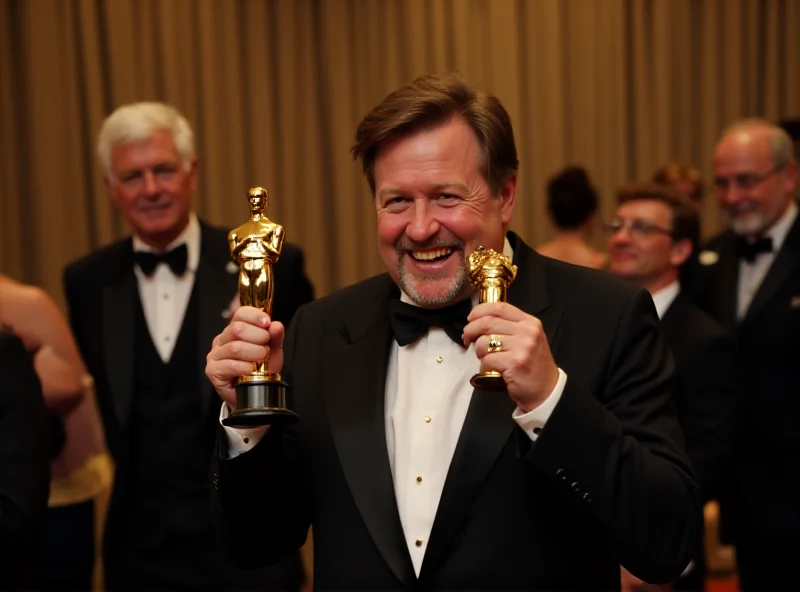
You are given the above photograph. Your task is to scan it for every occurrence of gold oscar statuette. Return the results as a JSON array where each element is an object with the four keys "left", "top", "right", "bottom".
[
  {"left": 466, "top": 245, "right": 518, "bottom": 390},
  {"left": 221, "top": 187, "right": 299, "bottom": 427}
]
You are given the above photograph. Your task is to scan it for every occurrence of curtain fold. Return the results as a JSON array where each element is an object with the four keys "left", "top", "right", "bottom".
[{"left": 1, "top": 0, "right": 798, "bottom": 304}]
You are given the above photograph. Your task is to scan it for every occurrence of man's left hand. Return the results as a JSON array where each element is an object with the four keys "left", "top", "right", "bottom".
[{"left": 462, "top": 302, "right": 559, "bottom": 412}]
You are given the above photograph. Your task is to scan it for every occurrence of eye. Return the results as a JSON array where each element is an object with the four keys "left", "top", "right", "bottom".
[
  {"left": 382, "top": 196, "right": 411, "bottom": 212},
  {"left": 435, "top": 193, "right": 461, "bottom": 205}
]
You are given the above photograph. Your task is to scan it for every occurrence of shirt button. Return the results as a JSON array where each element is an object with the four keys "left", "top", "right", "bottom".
[
  {"left": 424, "top": 416, "right": 431, "bottom": 423},
  {"left": 163, "top": 293, "right": 169, "bottom": 300},
  {"left": 415, "top": 539, "right": 423, "bottom": 547},
  {"left": 164, "top": 336, "right": 171, "bottom": 342},
  {"left": 416, "top": 475, "right": 423, "bottom": 483},
  {"left": 436, "top": 355, "right": 443, "bottom": 363}
]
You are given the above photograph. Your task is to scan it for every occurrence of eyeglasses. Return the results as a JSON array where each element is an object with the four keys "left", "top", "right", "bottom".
[
  {"left": 712, "top": 163, "right": 786, "bottom": 193},
  {"left": 604, "top": 218, "right": 673, "bottom": 239}
]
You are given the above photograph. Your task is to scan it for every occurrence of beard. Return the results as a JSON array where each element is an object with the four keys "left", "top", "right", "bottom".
[
  {"left": 726, "top": 205, "right": 768, "bottom": 236},
  {"left": 395, "top": 234, "right": 469, "bottom": 307}
]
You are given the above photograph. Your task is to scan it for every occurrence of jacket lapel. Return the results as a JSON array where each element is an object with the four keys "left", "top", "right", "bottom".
[
  {"left": 326, "top": 278, "right": 417, "bottom": 588},
  {"left": 102, "top": 242, "right": 136, "bottom": 426},
  {"left": 742, "top": 214, "right": 800, "bottom": 325},
  {"left": 420, "top": 235, "right": 564, "bottom": 578},
  {"left": 194, "top": 224, "right": 239, "bottom": 416},
  {"left": 714, "top": 235, "right": 742, "bottom": 330}
]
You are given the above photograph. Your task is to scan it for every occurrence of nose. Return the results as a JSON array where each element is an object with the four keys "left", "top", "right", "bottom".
[
  {"left": 719, "top": 183, "right": 745, "bottom": 207},
  {"left": 405, "top": 199, "right": 440, "bottom": 242},
  {"left": 142, "top": 170, "right": 160, "bottom": 196},
  {"left": 610, "top": 225, "right": 633, "bottom": 245}
]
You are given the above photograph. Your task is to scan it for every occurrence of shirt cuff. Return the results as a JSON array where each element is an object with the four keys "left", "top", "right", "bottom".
[
  {"left": 219, "top": 401, "right": 269, "bottom": 458},
  {"left": 512, "top": 368, "right": 567, "bottom": 441}
]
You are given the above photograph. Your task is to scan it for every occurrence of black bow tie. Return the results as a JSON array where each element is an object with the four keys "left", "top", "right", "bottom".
[
  {"left": 388, "top": 298, "right": 472, "bottom": 347},
  {"left": 134, "top": 243, "right": 188, "bottom": 277},
  {"left": 738, "top": 236, "right": 773, "bottom": 263}
]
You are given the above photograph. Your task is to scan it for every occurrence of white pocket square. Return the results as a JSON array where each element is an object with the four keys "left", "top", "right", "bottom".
[{"left": 226, "top": 261, "right": 239, "bottom": 274}]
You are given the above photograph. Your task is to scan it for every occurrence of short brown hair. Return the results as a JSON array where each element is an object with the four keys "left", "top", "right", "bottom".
[
  {"left": 351, "top": 73, "right": 519, "bottom": 195},
  {"left": 651, "top": 162, "right": 704, "bottom": 203},
  {"left": 617, "top": 182, "right": 700, "bottom": 253}
]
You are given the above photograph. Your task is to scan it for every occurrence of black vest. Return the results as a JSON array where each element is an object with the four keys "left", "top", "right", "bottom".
[{"left": 126, "top": 286, "right": 213, "bottom": 551}]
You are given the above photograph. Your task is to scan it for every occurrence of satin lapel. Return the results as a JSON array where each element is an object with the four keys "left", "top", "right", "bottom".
[
  {"left": 102, "top": 252, "right": 136, "bottom": 427},
  {"left": 326, "top": 280, "right": 416, "bottom": 588},
  {"left": 714, "top": 237, "right": 741, "bottom": 330},
  {"left": 421, "top": 237, "right": 564, "bottom": 577},
  {"left": 195, "top": 228, "right": 239, "bottom": 417},
  {"left": 742, "top": 215, "right": 800, "bottom": 325}
]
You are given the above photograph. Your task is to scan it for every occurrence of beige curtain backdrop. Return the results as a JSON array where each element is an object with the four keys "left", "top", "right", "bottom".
[{"left": 1, "top": 0, "right": 799, "bottom": 304}]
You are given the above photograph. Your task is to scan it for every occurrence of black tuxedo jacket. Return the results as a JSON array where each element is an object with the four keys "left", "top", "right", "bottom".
[
  {"left": 688, "top": 209, "right": 800, "bottom": 541},
  {"left": 0, "top": 331, "right": 50, "bottom": 590},
  {"left": 660, "top": 292, "right": 739, "bottom": 503},
  {"left": 659, "top": 293, "right": 739, "bottom": 589},
  {"left": 63, "top": 221, "right": 313, "bottom": 582},
  {"left": 213, "top": 233, "right": 700, "bottom": 591}
]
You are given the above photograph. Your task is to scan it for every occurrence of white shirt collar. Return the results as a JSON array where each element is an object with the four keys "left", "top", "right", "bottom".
[
  {"left": 650, "top": 280, "right": 680, "bottom": 320},
  {"left": 400, "top": 236, "right": 515, "bottom": 307},
  {"left": 762, "top": 200, "right": 798, "bottom": 253},
  {"left": 132, "top": 212, "right": 201, "bottom": 273}
]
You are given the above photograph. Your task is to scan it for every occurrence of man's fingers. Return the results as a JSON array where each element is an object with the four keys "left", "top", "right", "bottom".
[
  {"left": 266, "top": 321, "right": 286, "bottom": 375},
  {"left": 212, "top": 341, "right": 268, "bottom": 364}
]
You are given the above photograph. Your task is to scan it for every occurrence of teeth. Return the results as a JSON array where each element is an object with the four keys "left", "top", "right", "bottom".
[{"left": 411, "top": 248, "right": 453, "bottom": 261}]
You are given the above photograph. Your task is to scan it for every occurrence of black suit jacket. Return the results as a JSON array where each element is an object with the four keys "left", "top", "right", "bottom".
[
  {"left": 660, "top": 293, "right": 739, "bottom": 589},
  {"left": 63, "top": 221, "right": 313, "bottom": 584},
  {"left": 688, "top": 209, "right": 800, "bottom": 541},
  {"left": 0, "top": 331, "right": 50, "bottom": 590},
  {"left": 213, "top": 233, "right": 700, "bottom": 591},
  {"left": 660, "top": 292, "right": 739, "bottom": 503}
]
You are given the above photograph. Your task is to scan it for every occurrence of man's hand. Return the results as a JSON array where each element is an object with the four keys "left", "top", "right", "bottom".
[
  {"left": 205, "top": 306, "right": 285, "bottom": 410},
  {"left": 462, "top": 302, "right": 559, "bottom": 412}
]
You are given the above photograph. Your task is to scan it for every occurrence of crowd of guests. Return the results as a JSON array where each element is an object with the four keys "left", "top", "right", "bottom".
[{"left": 1, "top": 73, "right": 798, "bottom": 591}]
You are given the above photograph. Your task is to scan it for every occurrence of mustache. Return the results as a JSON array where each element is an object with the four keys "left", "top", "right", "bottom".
[{"left": 395, "top": 236, "right": 465, "bottom": 252}]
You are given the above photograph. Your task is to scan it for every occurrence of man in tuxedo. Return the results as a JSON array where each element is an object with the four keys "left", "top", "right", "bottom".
[
  {"left": 0, "top": 330, "right": 50, "bottom": 590},
  {"left": 206, "top": 73, "right": 700, "bottom": 590},
  {"left": 64, "top": 102, "right": 313, "bottom": 590},
  {"left": 607, "top": 183, "right": 739, "bottom": 591},
  {"left": 689, "top": 119, "right": 800, "bottom": 590}
]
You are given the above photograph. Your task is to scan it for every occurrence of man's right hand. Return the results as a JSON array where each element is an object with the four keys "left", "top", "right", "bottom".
[{"left": 206, "top": 306, "right": 286, "bottom": 410}]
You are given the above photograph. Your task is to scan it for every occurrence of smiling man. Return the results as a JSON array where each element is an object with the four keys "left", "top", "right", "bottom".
[
  {"left": 607, "top": 184, "right": 739, "bottom": 592},
  {"left": 207, "top": 74, "right": 699, "bottom": 590},
  {"left": 688, "top": 119, "right": 800, "bottom": 591},
  {"left": 63, "top": 102, "right": 313, "bottom": 590}
]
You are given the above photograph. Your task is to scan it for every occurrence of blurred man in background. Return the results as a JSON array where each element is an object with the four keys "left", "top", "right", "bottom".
[
  {"left": 608, "top": 183, "right": 739, "bottom": 592},
  {"left": 690, "top": 119, "right": 799, "bottom": 591},
  {"left": 64, "top": 101, "right": 313, "bottom": 590}
]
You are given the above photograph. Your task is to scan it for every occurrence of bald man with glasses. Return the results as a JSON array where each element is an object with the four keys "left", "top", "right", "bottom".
[{"left": 689, "top": 119, "right": 800, "bottom": 591}]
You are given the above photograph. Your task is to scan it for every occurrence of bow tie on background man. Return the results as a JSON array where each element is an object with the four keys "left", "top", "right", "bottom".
[
  {"left": 133, "top": 243, "right": 188, "bottom": 277},
  {"left": 388, "top": 297, "right": 472, "bottom": 347},
  {"left": 738, "top": 235, "right": 773, "bottom": 263}
]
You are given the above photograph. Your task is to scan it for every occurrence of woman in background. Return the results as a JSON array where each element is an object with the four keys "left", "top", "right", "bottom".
[
  {"left": 0, "top": 274, "right": 109, "bottom": 591},
  {"left": 537, "top": 166, "right": 607, "bottom": 269}
]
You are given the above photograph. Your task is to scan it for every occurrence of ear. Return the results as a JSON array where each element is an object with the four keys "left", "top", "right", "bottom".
[
  {"left": 783, "top": 159, "right": 797, "bottom": 195},
  {"left": 499, "top": 174, "right": 517, "bottom": 226},
  {"left": 669, "top": 238, "right": 693, "bottom": 268},
  {"left": 188, "top": 156, "right": 200, "bottom": 194}
]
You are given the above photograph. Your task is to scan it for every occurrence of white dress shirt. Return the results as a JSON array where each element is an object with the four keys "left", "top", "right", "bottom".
[
  {"left": 650, "top": 280, "right": 680, "bottom": 320},
  {"left": 221, "top": 237, "right": 568, "bottom": 575},
  {"left": 737, "top": 201, "right": 798, "bottom": 320},
  {"left": 132, "top": 213, "right": 200, "bottom": 362}
]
